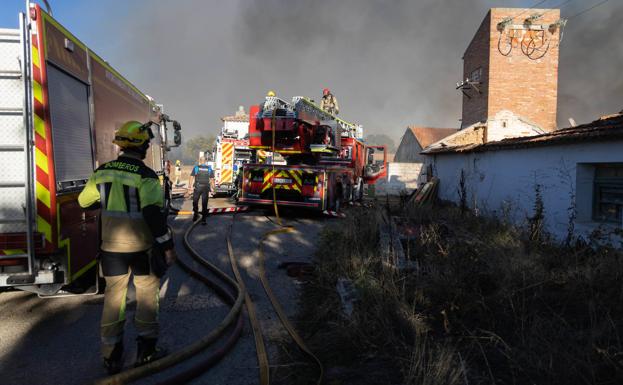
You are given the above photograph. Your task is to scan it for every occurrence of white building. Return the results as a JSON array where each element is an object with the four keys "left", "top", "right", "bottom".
[
  {"left": 376, "top": 127, "right": 455, "bottom": 195},
  {"left": 221, "top": 105, "right": 249, "bottom": 140},
  {"left": 424, "top": 113, "right": 623, "bottom": 242}
]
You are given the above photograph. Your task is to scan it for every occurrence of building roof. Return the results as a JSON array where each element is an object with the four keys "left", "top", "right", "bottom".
[
  {"left": 408, "top": 127, "right": 457, "bottom": 149},
  {"left": 424, "top": 113, "right": 623, "bottom": 155},
  {"left": 221, "top": 115, "right": 249, "bottom": 122},
  {"left": 221, "top": 106, "right": 249, "bottom": 122}
]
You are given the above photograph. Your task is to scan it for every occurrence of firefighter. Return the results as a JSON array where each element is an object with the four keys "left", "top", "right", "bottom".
[
  {"left": 174, "top": 160, "right": 182, "bottom": 186},
  {"left": 320, "top": 88, "right": 339, "bottom": 115},
  {"left": 188, "top": 156, "right": 214, "bottom": 224},
  {"left": 78, "top": 121, "right": 177, "bottom": 374}
]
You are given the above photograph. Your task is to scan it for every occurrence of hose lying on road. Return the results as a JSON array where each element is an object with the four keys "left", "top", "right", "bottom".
[
  {"left": 93, "top": 219, "right": 245, "bottom": 385},
  {"left": 258, "top": 225, "right": 324, "bottom": 385}
]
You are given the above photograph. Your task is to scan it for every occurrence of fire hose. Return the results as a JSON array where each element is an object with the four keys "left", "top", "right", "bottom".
[{"left": 93, "top": 219, "right": 245, "bottom": 385}]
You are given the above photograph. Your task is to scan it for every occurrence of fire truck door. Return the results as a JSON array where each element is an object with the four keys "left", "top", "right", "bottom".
[
  {"left": 363, "top": 145, "right": 387, "bottom": 183},
  {"left": 47, "top": 65, "right": 97, "bottom": 281}
]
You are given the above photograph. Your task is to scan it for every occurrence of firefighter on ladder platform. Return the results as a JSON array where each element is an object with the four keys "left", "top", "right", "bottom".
[
  {"left": 78, "top": 121, "right": 177, "bottom": 374},
  {"left": 320, "top": 88, "right": 339, "bottom": 115}
]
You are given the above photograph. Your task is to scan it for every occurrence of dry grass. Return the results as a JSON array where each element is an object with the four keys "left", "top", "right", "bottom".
[{"left": 275, "top": 203, "right": 623, "bottom": 385}]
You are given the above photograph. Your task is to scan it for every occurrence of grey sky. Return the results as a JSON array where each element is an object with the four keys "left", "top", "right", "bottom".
[{"left": 5, "top": 0, "right": 621, "bottom": 142}]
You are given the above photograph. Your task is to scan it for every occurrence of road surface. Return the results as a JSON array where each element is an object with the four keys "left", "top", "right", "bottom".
[{"left": 0, "top": 197, "right": 325, "bottom": 385}]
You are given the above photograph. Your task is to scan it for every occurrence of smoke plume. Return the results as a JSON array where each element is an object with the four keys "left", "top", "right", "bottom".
[{"left": 85, "top": 0, "right": 622, "bottom": 141}]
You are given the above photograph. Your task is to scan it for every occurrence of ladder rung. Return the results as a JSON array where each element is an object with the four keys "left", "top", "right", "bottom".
[
  {"left": 0, "top": 107, "right": 23, "bottom": 115},
  {"left": 0, "top": 218, "right": 26, "bottom": 224},
  {"left": 0, "top": 182, "right": 25, "bottom": 188},
  {"left": 0, "top": 254, "right": 28, "bottom": 260},
  {"left": 0, "top": 145, "right": 24, "bottom": 151},
  {"left": 0, "top": 70, "right": 21, "bottom": 78}
]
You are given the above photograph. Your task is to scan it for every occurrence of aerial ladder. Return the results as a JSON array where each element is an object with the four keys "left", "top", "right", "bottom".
[{"left": 239, "top": 95, "right": 386, "bottom": 212}]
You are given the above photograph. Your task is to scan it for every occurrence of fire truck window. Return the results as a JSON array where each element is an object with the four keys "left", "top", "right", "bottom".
[{"left": 47, "top": 65, "right": 93, "bottom": 188}]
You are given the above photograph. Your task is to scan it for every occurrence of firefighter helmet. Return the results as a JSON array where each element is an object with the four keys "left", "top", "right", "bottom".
[
  {"left": 323, "top": 88, "right": 330, "bottom": 96},
  {"left": 266, "top": 90, "right": 276, "bottom": 97},
  {"left": 113, "top": 121, "right": 154, "bottom": 149}
]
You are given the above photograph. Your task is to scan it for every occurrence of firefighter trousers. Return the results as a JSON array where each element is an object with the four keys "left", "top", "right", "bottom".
[
  {"left": 100, "top": 251, "right": 160, "bottom": 358},
  {"left": 192, "top": 185, "right": 210, "bottom": 216}
]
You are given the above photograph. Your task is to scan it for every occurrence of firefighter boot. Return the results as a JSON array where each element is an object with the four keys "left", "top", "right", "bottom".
[
  {"left": 134, "top": 336, "right": 167, "bottom": 367},
  {"left": 102, "top": 341, "right": 124, "bottom": 375},
  {"left": 201, "top": 214, "right": 207, "bottom": 225},
  {"left": 192, "top": 212, "right": 199, "bottom": 222}
]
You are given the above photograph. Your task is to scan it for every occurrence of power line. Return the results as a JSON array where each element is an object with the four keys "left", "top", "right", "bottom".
[
  {"left": 567, "top": 0, "right": 610, "bottom": 19},
  {"left": 514, "top": 0, "right": 552, "bottom": 19},
  {"left": 536, "top": 0, "right": 576, "bottom": 18}
]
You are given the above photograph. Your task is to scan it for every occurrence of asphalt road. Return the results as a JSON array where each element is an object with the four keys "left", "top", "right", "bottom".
[{"left": 0, "top": 197, "right": 326, "bottom": 385}]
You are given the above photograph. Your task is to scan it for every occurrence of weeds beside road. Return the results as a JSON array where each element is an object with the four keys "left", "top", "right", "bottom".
[{"left": 278, "top": 202, "right": 623, "bottom": 385}]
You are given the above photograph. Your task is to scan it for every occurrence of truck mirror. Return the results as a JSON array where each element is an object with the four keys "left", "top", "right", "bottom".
[
  {"left": 173, "top": 120, "right": 181, "bottom": 131},
  {"left": 174, "top": 130, "right": 182, "bottom": 146}
]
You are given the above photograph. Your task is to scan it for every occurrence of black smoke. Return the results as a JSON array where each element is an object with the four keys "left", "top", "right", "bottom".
[{"left": 91, "top": 0, "right": 622, "bottom": 141}]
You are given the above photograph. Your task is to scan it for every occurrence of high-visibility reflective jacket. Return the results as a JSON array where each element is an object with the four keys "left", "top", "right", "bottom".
[{"left": 78, "top": 153, "right": 172, "bottom": 253}]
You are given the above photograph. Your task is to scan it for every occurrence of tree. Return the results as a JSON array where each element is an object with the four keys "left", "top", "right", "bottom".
[
  {"left": 364, "top": 134, "right": 397, "bottom": 153},
  {"left": 181, "top": 135, "right": 216, "bottom": 163}
]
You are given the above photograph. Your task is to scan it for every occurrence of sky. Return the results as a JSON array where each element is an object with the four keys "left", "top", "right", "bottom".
[{"left": 1, "top": 0, "right": 621, "bottom": 143}]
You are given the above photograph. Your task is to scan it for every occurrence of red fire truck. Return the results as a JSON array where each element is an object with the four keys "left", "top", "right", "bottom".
[
  {"left": 239, "top": 96, "right": 386, "bottom": 211},
  {"left": 0, "top": 3, "right": 181, "bottom": 295}
]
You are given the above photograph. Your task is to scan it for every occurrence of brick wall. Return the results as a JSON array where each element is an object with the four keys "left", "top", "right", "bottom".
[
  {"left": 462, "top": 13, "right": 491, "bottom": 128},
  {"left": 462, "top": 8, "right": 560, "bottom": 131}
]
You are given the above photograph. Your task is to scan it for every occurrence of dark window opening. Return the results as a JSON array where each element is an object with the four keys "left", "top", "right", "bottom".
[{"left": 593, "top": 164, "right": 623, "bottom": 224}]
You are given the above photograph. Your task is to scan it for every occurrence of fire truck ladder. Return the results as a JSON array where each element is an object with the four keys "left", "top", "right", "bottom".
[{"left": 0, "top": 14, "right": 38, "bottom": 280}]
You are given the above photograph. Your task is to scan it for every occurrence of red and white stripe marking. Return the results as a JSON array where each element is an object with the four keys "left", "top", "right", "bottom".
[
  {"left": 208, "top": 206, "right": 249, "bottom": 214},
  {"left": 175, "top": 206, "right": 249, "bottom": 216},
  {"left": 323, "top": 210, "right": 346, "bottom": 218}
]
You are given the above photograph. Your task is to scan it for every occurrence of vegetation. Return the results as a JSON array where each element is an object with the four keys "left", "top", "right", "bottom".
[
  {"left": 276, "top": 202, "right": 623, "bottom": 385},
  {"left": 172, "top": 134, "right": 216, "bottom": 164},
  {"left": 365, "top": 134, "right": 397, "bottom": 153}
]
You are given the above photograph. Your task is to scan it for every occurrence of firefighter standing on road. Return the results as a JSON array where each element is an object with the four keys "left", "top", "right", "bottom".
[
  {"left": 78, "top": 121, "right": 177, "bottom": 374},
  {"left": 188, "top": 156, "right": 214, "bottom": 224},
  {"left": 320, "top": 88, "right": 339, "bottom": 115},
  {"left": 174, "top": 160, "right": 182, "bottom": 186}
]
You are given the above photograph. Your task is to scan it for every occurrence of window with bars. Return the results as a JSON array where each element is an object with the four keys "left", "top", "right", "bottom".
[{"left": 593, "top": 164, "right": 623, "bottom": 224}]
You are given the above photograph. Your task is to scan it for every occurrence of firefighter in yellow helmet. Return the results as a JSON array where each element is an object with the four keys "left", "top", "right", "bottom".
[
  {"left": 78, "top": 121, "right": 178, "bottom": 374},
  {"left": 266, "top": 90, "right": 276, "bottom": 97},
  {"left": 174, "top": 159, "right": 182, "bottom": 185}
]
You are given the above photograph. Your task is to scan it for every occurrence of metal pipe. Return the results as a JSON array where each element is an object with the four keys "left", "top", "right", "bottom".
[{"left": 20, "top": 6, "right": 36, "bottom": 277}]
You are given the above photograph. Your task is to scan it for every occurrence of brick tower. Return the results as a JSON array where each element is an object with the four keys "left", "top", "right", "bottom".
[{"left": 459, "top": 8, "right": 561, "bottom": 131}]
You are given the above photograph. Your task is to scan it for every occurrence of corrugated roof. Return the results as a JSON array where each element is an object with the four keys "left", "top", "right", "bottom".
[
  {"left": 425, "top": 113, "right": 623, "bottom": 154},
  {"left": 408, "top": 127, "right": 458, "bottom": 148}
]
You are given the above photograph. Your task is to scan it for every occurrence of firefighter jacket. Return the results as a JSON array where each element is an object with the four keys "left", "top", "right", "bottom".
[
  {"left": 191, "top": 163, "right": 214, "bottom": 188},
  {"left": 320, "top": 94, "right": 339, "bottom": 115},
  {"left": 78, "top": 153, "right": 173, "bottom": 253}
]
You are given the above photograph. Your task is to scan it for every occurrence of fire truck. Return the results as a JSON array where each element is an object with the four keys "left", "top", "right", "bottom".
[
  {"left": 239, "top": 95, "right": 386, "bottom": 211},
  {"left": 0, "top": 3, "right": 181, "bottom": 295},
  {"left": 212, "top": 106, "right": 253, "bottom": 195}
]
